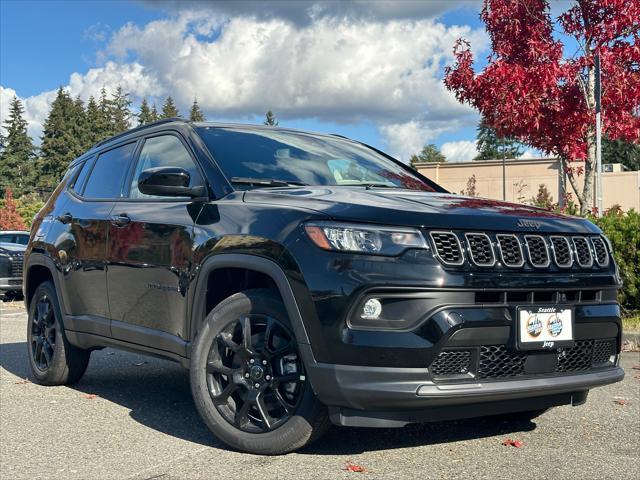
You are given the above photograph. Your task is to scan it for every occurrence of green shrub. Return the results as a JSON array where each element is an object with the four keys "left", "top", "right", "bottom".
[
  {"left": 593, "top": 209, "right": 640, "bottom": 311},
  {"left": 15, "top": 194, "right": 45, "bottom": 228}
]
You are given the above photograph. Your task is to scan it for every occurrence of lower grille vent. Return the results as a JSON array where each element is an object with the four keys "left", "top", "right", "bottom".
[{"left": 429, "top": 339, "right": 616, "bottom": 380}]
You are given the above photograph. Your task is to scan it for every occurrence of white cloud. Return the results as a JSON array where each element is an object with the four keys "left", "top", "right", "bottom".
[
  {"left": 519, "top": 148, "right": 543, "bottom": 159},
  {"left": 379, "top": 119, "right": 467, "bottom": 162},
  {"left": 1, "top": 62, "right": 161, "bottom": 142},
  {"left": 144, "top": 1, "right": 480, "bottom": 25},
  {"left": 441, "top": 140, "right": 477, "bottom": 162},
  {"left": 1, "top": 85, "right": 57, "bottom": 142},
  {"left": 2, "top": 10, "right": 487, "bottom": 151},
  {"left": 105, "top": 14, "right": 486, "bottom": 124}
]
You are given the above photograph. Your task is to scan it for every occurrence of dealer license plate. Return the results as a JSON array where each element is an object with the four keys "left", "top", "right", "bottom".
[{"left": 517, "top": 306, "right": 574, "bottom": 350}]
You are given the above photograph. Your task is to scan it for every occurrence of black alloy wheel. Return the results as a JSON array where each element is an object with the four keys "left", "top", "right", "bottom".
[
  {"left": 206, "top": 314, "right": 305, "bottom": 433},
  {"left": 31, "top": 294, "right": 57, "bottom": 371}
]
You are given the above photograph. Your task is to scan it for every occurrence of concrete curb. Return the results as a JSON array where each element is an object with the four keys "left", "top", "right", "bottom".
[{"left": 622, "top": 331, "right": 640, "bottom": 345}]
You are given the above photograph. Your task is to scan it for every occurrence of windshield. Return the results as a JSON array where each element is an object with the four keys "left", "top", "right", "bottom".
[{"left": 196, "top": 126, "right": 441, "bottom": 191}]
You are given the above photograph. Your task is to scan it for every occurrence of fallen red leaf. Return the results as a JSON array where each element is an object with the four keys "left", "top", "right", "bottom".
[
  {"left": 614, "top": 399, "right": 628, "bottom": 406},
  {"left": 502, "top": 438, "right": 524, "bottom": 448},
  {"left": 83, "top": 393, "right": 98, "bottom": 399},
  {"left": 343, "top": 462, "right": 368, "bottom": 473},
  {"left": 14, "top": 378, "right": 30, "bottom": 384}
]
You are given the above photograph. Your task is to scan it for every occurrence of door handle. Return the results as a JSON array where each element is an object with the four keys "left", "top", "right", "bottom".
[
  {"left": 110, "top": 213, "right": 131, "bottom": 227},
  {"left": 56, "top": 212, "right": 73, "bottom": 224}
]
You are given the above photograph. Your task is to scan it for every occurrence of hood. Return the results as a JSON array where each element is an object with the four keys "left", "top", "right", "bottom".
[
  {"left": 243, "top": 187, "right": 599, "bottom": 234},
  {"left": 0, "top": 242, "right": 27, "bottom": 254}
]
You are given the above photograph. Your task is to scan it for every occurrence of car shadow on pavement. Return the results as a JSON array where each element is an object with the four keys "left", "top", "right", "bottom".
[{"left": 1, "top": 341, "right": 537, "bottom": 455}]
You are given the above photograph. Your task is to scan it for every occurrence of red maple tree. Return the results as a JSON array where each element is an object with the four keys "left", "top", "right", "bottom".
[
  {"left": 0, "top": 188, "right": 27, "bottom": 230},
  {"left": 444, "top": 0, "right": 640, "bottom": 214}
]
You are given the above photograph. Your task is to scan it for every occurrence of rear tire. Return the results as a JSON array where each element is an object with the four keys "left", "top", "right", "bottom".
[
  {"left": 190, "top": 289, "right": 329, "bottom": 454},
  {"left": 27, "top": 281, "right": 91, "bottom": 385}
]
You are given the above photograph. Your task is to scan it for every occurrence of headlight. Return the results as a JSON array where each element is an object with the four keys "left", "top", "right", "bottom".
[{"left": 304, "top": 222, "right": 427, "bottom": 255}]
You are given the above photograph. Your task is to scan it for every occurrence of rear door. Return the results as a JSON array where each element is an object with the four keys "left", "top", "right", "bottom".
[
  {"left": 106, "top": 133, "right": 204, "bottom": 353},
  {"left": 59, "top": 142, "right": 137, "bottom": 335}
]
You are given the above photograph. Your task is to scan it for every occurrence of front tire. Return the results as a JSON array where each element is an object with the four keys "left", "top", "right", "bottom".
[
  {"left": 190, "top": 289, "right": 329, "bottom": 454},
  {"left": 27, "top": 281, "right": 91, "bottom": 385}
]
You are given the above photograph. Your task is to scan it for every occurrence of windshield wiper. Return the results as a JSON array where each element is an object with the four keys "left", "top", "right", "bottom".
[
  {"left": 363, "top": 183, "right": 398, "bottom": 189},
  {"left": 230, "top": 177, "right": 309, "bottom": 187}
]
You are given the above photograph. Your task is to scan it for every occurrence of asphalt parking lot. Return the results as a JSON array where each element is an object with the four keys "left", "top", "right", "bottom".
[{"left": 1, "top": 303, "right": 639, "bottom": 480}]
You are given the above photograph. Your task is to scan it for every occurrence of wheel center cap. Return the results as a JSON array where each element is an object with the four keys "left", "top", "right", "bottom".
[{"left": 249, "top": 365, "right": 264, "bottom": 381}]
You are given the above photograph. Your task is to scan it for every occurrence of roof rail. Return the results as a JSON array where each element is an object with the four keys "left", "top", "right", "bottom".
[{"left": 92, "top": 117, "right": 188, "bottom": 150}]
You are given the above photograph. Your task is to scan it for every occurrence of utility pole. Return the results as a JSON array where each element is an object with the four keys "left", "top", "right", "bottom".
[
  {"left": 595, "top": 54, "right": 603, "bottom": 216},
  {"left": 502, "top": 136, "right": 506, "bottom": 201}
]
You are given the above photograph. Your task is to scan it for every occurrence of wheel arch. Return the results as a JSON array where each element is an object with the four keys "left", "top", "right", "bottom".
[
  {"left": 189, "top": 254, "right": 312, "bottom": 351},
  {"left": 24, "top": 254, "right": 62, "bottom": 311}
]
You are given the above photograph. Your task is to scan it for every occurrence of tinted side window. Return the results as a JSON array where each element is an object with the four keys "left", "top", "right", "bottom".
[
  {"left": 15, "top": 234, "right": 30, "bottom": 245},
  {"left": 70, "top": 158, "right": 93, "bottom": 193},
  {"left": 83, "top": 143, "right": 136, "bottom": 199},
  {"left": 129, "top": 135, "right": 202, "bottom": 199}
]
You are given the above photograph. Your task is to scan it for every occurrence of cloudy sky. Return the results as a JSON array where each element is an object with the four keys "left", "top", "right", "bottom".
[{"left": 0, "top": 0, "right": 498, "bottom": 162}]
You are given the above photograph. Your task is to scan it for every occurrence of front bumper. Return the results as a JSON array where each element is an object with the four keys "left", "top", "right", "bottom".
[
  {"left": 299, "top": 300, "right": 624, "bottom": 426},
  {"left": 0, "top": 277, "right": 22, "bottom": 292},
  {"left": 301, "top": 342, "right": 624, "bottom": 426}
]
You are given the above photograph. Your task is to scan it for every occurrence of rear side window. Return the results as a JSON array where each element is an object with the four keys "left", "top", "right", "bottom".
[
  {"left": 70, "top": 158, "right": 93, "bottom": 193},
  {"left": 83, "top": 143, "right": 136, "bottom": 199}
]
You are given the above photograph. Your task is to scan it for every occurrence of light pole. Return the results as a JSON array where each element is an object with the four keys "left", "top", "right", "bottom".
[
  {"left": 502, "top": 136, "right": 506, "bottom": 201},
  {"left": 595, "top": 54, "right": 603, "bottom": 216}
]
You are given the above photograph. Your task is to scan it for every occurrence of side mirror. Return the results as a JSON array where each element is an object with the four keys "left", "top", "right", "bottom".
[{"left": 137, "top": 167, "right": 207, "bottom": 198}]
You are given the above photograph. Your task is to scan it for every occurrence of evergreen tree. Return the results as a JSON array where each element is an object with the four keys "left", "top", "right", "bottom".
[
  {"left": 138, "top": 98, "right": 155, "bottom": 125},
  {"left": 85, "top": 96, "right": 102, "bottom": 146},
  {"left": 38, "top": 87, "right": 85, "bottom": 187},
  {"left": 409, "top": 144, "right": 446, "bottom": 166},
  {"left": 0, "top": 96, "right": 35, "bottom": 196},
  {"left": 189, "top": 98, "right": 205, "bottom": 122},
  {"left": 160, "top": 96, "right": 180, "bottom": 118},
  {"left": 264, "top": 110, "right": 278, "bottom": 126},
  {"left": 474, "top": 118, "right": 524, "bottom": 160},
  {"left": 109, "top": 86, "right": 132, "bottom": 132},
  {"left": 603, "top": 137, "right": 640, "bottom": 171},
  {"left": 71, "top": 95, "right": 89, "bottom": 151},
  {"left": 96, "top": 87, "right": 113, "bottom": 139},
  {"left": 150, "top": 104, "right": 160, "bottom": 122}
]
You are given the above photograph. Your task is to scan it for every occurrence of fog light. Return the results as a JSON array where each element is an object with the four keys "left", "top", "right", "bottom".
[{"left": 361, "top": 298, "right": 382, "bottom": 320}]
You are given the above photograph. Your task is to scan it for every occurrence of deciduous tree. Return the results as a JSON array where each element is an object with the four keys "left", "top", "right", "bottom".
[
  {"left": 444, "top": 0, "right": 640, "bottom": 214},
  {"left": 0, "top": 188, "right": 27, "bottom": 230}
]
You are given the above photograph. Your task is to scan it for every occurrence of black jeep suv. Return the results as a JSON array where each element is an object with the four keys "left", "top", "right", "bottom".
[{"left": 24, "top": 119, "right": 624, "bottom": 454}]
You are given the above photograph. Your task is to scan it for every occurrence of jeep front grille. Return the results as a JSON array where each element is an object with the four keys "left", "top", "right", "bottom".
[
  {"left": 591, "top": 237, "right": 609, "bottom": 267},
  {"left": 550, "top": 236, "right": 573, "bottom": 268},
  {"left": 524, "top": 235, "right": 550, "bottom": 268},
  {"left": 465, "top": 233, "right": 495, "bottom": 267},
  {"left": 426, "top": 230, "right": 610, "bottom": 271},
  {"left": 496, "top": 234, "right": 525, "bottom": 267},
  {"left": 572, "top": 237, "right": 593, "bottom": 267},
  {"left": 429, "top": 339, "right": 616, "bottom": 381},
  {"left": 429, "top": 231, "right": 464, "bottom": 266},
  {"left": 10, "top": 252, "right": 24, "bottom": 277}
]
